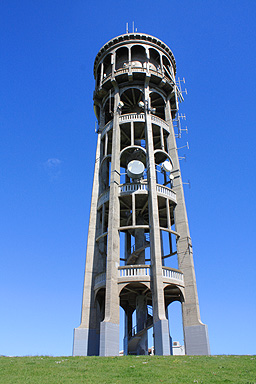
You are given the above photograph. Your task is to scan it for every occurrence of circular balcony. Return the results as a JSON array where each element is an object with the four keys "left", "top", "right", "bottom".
[
  {"left": 94, "top": 266, "right": 184, "bottom": 292},
  {"left": 97, "top": 183, "right": 176, "bottom": 209}
]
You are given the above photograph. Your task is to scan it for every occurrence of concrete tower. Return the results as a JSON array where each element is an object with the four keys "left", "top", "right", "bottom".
[{"left": 73, "top": 33, "right": 210, "bottom": 356}]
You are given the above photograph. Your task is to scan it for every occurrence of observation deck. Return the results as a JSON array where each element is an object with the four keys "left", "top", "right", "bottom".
[
  {"left": 97, "top": 183, "right": 177, "bottom": 209},
  {"left": 94, "top": 266, "right": 184, "bottom": 292}
]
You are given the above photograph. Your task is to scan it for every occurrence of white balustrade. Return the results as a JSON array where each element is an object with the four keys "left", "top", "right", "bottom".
[
  {"left": 151, "top": 115, "right": 170, "bottom": 132},
  {"left": 162, "top": 267, "right": 184, "bottom": 283},
  {"left": 119, "top": 183, "right": 176, "bottom": 203},
  {"left": 119, "top": 183, "right": 148, "bottom": 194},
  {"left": 95, "top": 267, "right": 183, "bottom": 287},
  {"left": 119, "top": 113, "right": 145, "bottom": 123},
  {"left": 156, "top": 184, "right": 177, "bottom": 203},
  {"left": 119, "top": 266, "right": 150, "bottom": 278}
]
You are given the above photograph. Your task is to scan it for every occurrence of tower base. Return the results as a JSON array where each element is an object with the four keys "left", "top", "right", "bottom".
[
  {"left": 73, "top": 327, "right": 99, "bottom": 356},
  {"left": 99, "top": 321, "right": 119, "bottom": 356},
  {"left": 154, "top": 319, "right": 171, "bottom": 355},
  {"left": 184, "top": 324, "right": 210, "bottom": 355}
]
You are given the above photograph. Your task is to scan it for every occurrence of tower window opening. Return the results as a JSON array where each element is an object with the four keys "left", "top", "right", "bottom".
[
  {"left": 116, "top": 46, "right": 129, "bottom": 71},
  {"left": 152, "top": 125, "right": 162, "bottom": 150},
  {"left": 150, "top": 92, "right": 165, "bottom": 119},
  {"left": 120, "top": 123, "right": 131, "bottom": 150},
  {"left": 104, "top": 96, "right": 114, "bottom": 125},
  {"left": 131, "top": 45, "right": 146, "bottom": 68},
  {"left": 103, "top": 53, "right": 112, "bottom": 77},
  {"left": 149, "top": 48, "right": 161, "bottom": 72},
  {"left": 120, "top": 88, "right": 144, "bottom": 115}
]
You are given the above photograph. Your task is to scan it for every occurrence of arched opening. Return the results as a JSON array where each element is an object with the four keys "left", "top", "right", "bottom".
[
  {"left": 150, "top": 91, "right": 165, "bottom": 119},
  {"left": 99, "top": 155, "right": 112, "bottom": 193},
  {"left": 96, "top": 64, "right": 101, "bottom": 87},
  {"left": 164, "top": 292, "right": 184, "bottom": 355},
  {"left": 120, "top": 88, "right": 144, "bottom": 114},
  {"left": 131, "top": 45, "right": 146, "bottom": 68},
  {"left": 104, "top": 95, "right": 114, "bottom": 125},
  {"left": 149, "top": 48, "right": 161, "bottom": 71},
  {"left": 154, "top": 150, "right": 174, "bottom": 187},
  {"left": 103, "top": 53, "right": 112, "bottom": 78},
  {"left": 116, "top": 46, "right": 129, "bottom": 70},
  {"left": 163, "top": 55, "right": 174, "bottom": 80},
  {"left": 120, "top": 282, "right": 152, "bottom": 355}
]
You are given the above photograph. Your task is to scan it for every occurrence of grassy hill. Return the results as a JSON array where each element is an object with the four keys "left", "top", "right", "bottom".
[{"left": 0, "top": 355, "right": 255, "bottom": 383}]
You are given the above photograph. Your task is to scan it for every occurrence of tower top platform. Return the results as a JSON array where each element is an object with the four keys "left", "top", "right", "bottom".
[{"left": 93, "top": 33, "right": 177, "bottom": 78}]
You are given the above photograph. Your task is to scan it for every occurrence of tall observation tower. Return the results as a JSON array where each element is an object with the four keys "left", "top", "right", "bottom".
[{"left": 73, "top": 32, "right": 210, "bottom": 356}]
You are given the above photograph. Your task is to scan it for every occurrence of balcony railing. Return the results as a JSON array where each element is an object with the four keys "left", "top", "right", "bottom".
[
  {"left": 119, "top": 113, "right": 145, "bottom": 124},
  {"left": 119, "top": 183, "right": 148, "bottom": 194},
  {"left": 94, "top": 266, "right": 184, "bottom": 289},
  {"left": 162, "top": 267, "right": 184, "bottom": 284},
  {"left": 119, "top": 265, "right": 151, "bottom": 278},
  {"left": 119, "top": 183, "right": 176, "bottom": 203},
  {"left": 156, "top": 184, "right": 177, "bottom": 202}
]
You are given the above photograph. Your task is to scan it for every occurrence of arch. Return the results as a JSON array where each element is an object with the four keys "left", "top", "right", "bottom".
[
  {"left": 150, "top": 91, "right": 165, "bottom": 119},
  {"left": 120, "top": 146, "right": 147, "bottom": 169},
  {"left": 131, "top": 45, "right": 147, "bottom": 68},
  {"left": 120, "top": 88, "right": 144, "bottom": 114},
  {"left": 103, "top": 93, "right": 115, "bottom": 124},
  {"left": 103, "top": 53, "right": 112, "bottom": 78},
  {"left": 154, "top": 149, "right": 173, "bottom": 166},
  {"left": 119, "top": 282, "right": 151, "bottom": 303},
  {"left": 164, "top": 285, "right": 184, "bottom": 307},
  {"left": 149, "top": 48, "right": 161, "bottom": 71},
  {"left": 115, "top": 46, "right": 129, "bottom": 70},
  {"left": 96, "top": 63, "right": 101, "bottom": 87},
  {"left": 162, "top": 55, "right": 174, "bottom": 80},
  {"left": 95, "top": 288, "right": 106, "bottom": 322}
]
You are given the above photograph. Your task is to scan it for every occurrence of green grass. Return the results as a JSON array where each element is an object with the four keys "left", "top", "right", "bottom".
[{"left": 0, "top": 355, "right": 255, "bottom": 384}]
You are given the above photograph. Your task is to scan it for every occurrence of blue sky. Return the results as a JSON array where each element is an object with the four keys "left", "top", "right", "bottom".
[{"left": 1, "top": 0, "right": 256, "bottom": 356}]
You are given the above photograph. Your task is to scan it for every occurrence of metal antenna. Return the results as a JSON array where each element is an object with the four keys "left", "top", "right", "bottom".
[
  {"left": 177, "top": 142, "right": 189, "bottom": 150},
  {"left": 132, "top": 21, "right": 134, "bottom": 33},
  {"left": 183, "top": 180, "right": 191, "bottom": 189},
  {"left": 126, "top": 22, "right": 129, "bottom": 34}
]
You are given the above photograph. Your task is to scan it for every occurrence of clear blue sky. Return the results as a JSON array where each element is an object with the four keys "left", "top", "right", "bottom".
[{"left": 1, "top": 0, "right": 256, "bottom": 356}]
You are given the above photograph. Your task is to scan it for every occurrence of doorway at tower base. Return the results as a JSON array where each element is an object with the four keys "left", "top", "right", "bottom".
[{"left": 184, "top": 324, "right": 210, "bottom": 355}]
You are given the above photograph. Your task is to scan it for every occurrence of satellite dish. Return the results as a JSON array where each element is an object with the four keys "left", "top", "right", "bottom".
[
  {"left": 127, "top": 160, "right": 145, "bottom": 179},
  {"left": 162, "top": 160, "right": 173, "bottom": 173},
  {"left": 169, "top": 174, "right": 174, "bottom": 180}
]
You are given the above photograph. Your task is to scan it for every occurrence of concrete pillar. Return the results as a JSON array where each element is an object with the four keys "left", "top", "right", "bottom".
[
  {"left": 165, "top": 98, "right": 210, "bottom": 355},
  {"left": 99, "top": 88, "right": 121, "bottom": 356},
  {"left": 73, "top": 133, "right": 101, "bottom": 356},
  {"left": 144, "top": 84, "right": 170, "bottom": 356},
  {"left": 136, "top": 295, "right": 148, "bottom": 355}
]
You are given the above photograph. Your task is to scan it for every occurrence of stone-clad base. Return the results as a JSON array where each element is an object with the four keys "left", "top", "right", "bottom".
[
  {"left": 73, "top": 327, "right": 99, "bottom": 356},
  {"left": 100, "top": 321, "right": 119, "bottom": 356},
  {"left": 154, "top": 319, "right": 171, "bottom": 355},
  {"left": 184, "top": 324, "right": 210, "bottom": 355}
]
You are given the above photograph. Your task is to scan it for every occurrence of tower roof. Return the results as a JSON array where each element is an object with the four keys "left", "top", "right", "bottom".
[{"left": 93, "top": 33, "right": 177, "bottom": 78}]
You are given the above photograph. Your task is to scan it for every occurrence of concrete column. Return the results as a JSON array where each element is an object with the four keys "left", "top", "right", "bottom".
[
  {"left": 135, "top": 226, "right": 145, "bottom": 265},
  {"left": 144, "top": 85, "right": 170, "bottom": 355},
  {"left": 99, "top": 88, "right": 121, "bottom": 356},
  {"left": 165, "top": 98, "right": 210, "bottom": 355},
  {"left": 73, "top": 133, "right": 101, "bottom": 356},
  {"left": 136, "top": 295, "right": 148, "bottom": 355}
]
